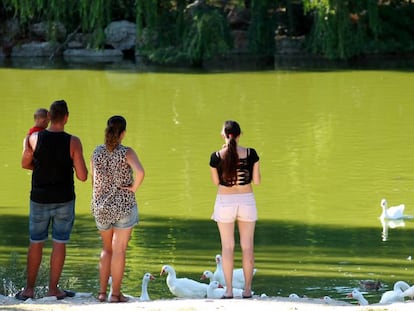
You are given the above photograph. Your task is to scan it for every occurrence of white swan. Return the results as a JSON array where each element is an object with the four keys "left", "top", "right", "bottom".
[
  {"left": 347, "top": 289, "right": 369, "bottom": 305},
  {"left": 160, "top": 264, "right": 207, "bottom": 298},
  {"left": 399, "top": 285, "right": 414, "bottom": 299},
  {"left": 139, "top": 272, "right": 155, "bottom": 301},
  {"left": 379, "top": 281, "right": 410, "bottom": 304},
  {"left": 213, "top": 254, "right": 257, "bottom": 289},
  {"left": 380, "top": 199, "right": 405, "bottom": 220}
]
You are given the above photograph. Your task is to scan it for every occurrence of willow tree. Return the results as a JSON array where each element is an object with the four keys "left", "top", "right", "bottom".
[
  {"left": 303, "top": 0, "right": 381, "bottom": 59},
  {"left": 2, "top": 0, "right": 112, "bottom": 46},
  {"left": 135, "top": 0, "right": 232, "bottom": 65}
]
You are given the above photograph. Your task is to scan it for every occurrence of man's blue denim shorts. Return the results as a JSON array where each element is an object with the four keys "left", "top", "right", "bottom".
[{"left": 29, "top": 199, "right": 75, "bottom": 243}]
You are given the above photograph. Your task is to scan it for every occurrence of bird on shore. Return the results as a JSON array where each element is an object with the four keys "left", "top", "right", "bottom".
[
  {"left": 347, "top": 289, "right": 369, "bottom": 305},
  {"left": 213, "top": 254, "right": 257, "bottom": 289},
  {"left": 201, "top": 270, "right": 247, "bottom": 297},
  {"left": 399, "top": 285, "right": 414, "bottom": 300},
  {"left": 160, "top": 264, "right": 207, "bottom": 298},
  {"left": 200, "top": 270, "right": 214, "bottom": 283},
  {"left": 379, "top": 280, "right": 410, "bottom": 304},
  {"left": 139, "top": 272, "right": 155, "bottom": 301}
]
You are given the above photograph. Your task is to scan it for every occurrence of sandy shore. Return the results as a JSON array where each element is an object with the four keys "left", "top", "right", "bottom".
[{"left": 1, "top": 294, "right": 414, "bottom": 311}]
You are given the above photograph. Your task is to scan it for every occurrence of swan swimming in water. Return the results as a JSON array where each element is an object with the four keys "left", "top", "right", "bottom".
[{"left": 380, "top": 199, "right": 405, "bottom": 220}]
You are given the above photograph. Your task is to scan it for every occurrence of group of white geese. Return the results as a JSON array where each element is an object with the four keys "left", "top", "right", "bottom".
[
  {"left": 130, "top": 254, "right": 256, "bottom": 301},
  {"left": 124, "top": 199, "right": 414, "bottom": 305}
]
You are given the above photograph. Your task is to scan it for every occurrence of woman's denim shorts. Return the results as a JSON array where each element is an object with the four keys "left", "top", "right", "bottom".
[{"left": 95, "top": 205, "right": 139, "bottom": 231}]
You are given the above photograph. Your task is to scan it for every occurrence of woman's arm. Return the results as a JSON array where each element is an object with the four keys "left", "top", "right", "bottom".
[
  {"left": 210, "top": 167, "right": 220, "bottom": 186},
  {"left": 252, "top": 161, "right": 261, "bottom": 185},
  {"left": 125, "top": 147, "right": 145, "bottom": 193}
]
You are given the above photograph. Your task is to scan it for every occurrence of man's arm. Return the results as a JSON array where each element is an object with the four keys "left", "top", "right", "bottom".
[
  {"left": 21, "top": 134, "right": 36, "bottom": 170},
  {"left": 70, "top": 136, "right": 88, "bottom": 181}
]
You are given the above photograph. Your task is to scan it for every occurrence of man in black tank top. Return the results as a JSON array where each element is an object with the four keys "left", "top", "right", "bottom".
[{"left": 18, "top": 100, "right": 88, "bottom": 301}]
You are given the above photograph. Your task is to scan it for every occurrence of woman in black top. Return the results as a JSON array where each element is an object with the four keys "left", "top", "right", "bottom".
[{"left": 209, "top": 120, "right": 261, "bottom": 299}]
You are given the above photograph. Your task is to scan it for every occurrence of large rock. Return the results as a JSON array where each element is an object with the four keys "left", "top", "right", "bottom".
[
  {"left": 275, "top": 36, "right": 305, "bottom": 55},
  {"left": 63, "top": 48, "right": 123, "bottom": 63},
  {"left": 104, "top": 20, "right": 136, "bottom": 51},
  {"left": 11, "top": 41, "right": 58, "bottom": 57}
]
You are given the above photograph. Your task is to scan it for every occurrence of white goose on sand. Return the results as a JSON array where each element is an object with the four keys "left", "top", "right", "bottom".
[
  {"left": 160, "top": 265, "right": 207, "bottom": 298},
  {"left": 206, "top": 281, "right": 225, "bottom": 299},
  {"left": 213, "top": 254, "right": 257, "bottom": 289},
  {"left": 379, "top": 281, "right": 410, "bottom": 304},
  {"left": 380, "top": 199, "right": 405, "bottom": 220},
  {"left": 139, "top": 272, "right": 155, "bottom": 301},
  {"left": 200, "top": 270, "right": 214, "bottom": 283},
  {"left": 347, "top": 289, "right": 369, "bottom": 305},
  {"left": 206, "top": 280, "right": 244, "bottom": 298},
  {"left": 202, "top": 270, "right": 248, "bottom": 297}
]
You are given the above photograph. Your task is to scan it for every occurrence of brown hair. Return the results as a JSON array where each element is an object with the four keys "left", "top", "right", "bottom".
[
  {"left": 221, "top": 120, "right": 241, "bottom": 185},
  {"left": 105, "top": 115, "right": 126, "bottom": 152},
  {"left": 49, "top": 100, "right": 68, "bottom": 122}
]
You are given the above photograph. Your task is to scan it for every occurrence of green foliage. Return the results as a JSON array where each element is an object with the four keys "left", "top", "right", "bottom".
[
  {"left": 1, "top": 0, "right": 413, "bottom": 62},
  {"left": 304, "top": 0, "right": 414, "bottom": 59},
  {"left": 78, "top": 0, "right": 111, "bottom": 48},
  {"left": 248, "top": 0, "right": 276, "bottom": 55},
  {"left": 182, "top": 7, "right": 232, "bottom": 66}
]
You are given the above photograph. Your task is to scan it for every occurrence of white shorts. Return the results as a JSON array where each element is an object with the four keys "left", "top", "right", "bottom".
[{"left": 211, "top": 193, "right": 257, "bottom": 223}]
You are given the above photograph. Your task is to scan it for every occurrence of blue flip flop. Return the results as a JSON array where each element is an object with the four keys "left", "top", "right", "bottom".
[
  {"left": 15, "top": 290, "right": 33, "bottom": 301},
  {"left": 63, "top": 289, "right": 76, "bottom": 297}
]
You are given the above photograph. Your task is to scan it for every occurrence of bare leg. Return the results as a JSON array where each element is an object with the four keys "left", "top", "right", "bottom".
[
  {"left": 217, "top": 222, "right": 235, "bottom": 297},
  {"left": 98, "top": 228, "right": 114, "bottom": 300},
  {"left": 238, "top": 221, "right": 256, "bottom": 296},
  {"left": 109, "top": 227, "right": 132, "bottom": 302},
  {"left": 21, "top": 242, "right": 44, "bottom": 298},
  {"left": 48, "top": 241, "right": 66, "bottom": 297}
]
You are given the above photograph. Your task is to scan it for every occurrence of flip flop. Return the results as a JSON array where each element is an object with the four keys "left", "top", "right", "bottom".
[
  {"left": 63, "top": 289, "right": 76, "bottom": 297},
  {"left": 221, "top": 295, "right": 233, "bottom": 299},
  {"left": 15, "top": 290, "right": 33, "bottom": 301},
  {"left": 242, "top": 294, "right": 253, "bottom": 299}
]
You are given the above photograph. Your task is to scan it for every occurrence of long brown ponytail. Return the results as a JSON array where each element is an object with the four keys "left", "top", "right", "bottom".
[
  {"left": 105, "top": 115, "right": 126, "bottom": 152},
  {"left": 221, "top": 120, "right": 241, "bottom": 185}
]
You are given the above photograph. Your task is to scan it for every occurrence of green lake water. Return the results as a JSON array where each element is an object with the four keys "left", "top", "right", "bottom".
[{"left": 1, "top": 63, "right": 414, "bottom": 304}]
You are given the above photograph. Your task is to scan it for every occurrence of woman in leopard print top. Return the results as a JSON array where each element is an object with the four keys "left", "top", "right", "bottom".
[{"left": 91, "top": 115, "right": 145, "bottom": 303}]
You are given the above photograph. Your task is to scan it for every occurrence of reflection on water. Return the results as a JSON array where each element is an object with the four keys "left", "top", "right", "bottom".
[
  {"left": 1, "top": 64, "right": 414, "bottom": 304},
  {"left": 380, "top": 218, "right": 405, "bottom": 241}
]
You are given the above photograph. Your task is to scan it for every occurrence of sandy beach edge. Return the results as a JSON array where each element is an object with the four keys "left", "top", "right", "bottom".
[{"left": 1, "top": 295, "right": 414, "bottom": 311}]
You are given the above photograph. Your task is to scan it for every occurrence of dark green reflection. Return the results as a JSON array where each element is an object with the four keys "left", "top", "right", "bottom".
[{"left": 3, "top": 213, "right": 411, "bottom": 304}]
